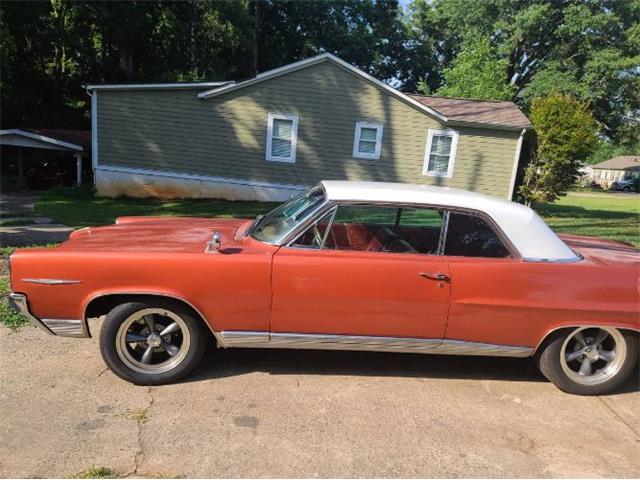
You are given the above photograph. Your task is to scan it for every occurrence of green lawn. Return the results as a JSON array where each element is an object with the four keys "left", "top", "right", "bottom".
[
  {"left": 35, "top": 186, "right": 277, "bottom": 227},
  {"left": 536, "top": 192, "right": 640, "bottom": 247}
]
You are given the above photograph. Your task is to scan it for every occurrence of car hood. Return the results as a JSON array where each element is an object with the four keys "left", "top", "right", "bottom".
[
  {"left": 559, "top": 234, "right": 640, "bottom": 267},
  {"left": 58, "top": 216, "right": 252, "bottom": 253}
]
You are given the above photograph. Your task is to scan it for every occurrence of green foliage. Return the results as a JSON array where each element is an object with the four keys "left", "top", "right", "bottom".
[
  {"left": 0, "top": 0, "right": 405, "bottom": 129},
  {"left": 519, "top": 94, "right": 598, "bottom": 206},
  {"left": 0, "top": 278, "right": 29, "bottom": 329},
  {"left": 404, "top": 0, "right": 640, "bottom": 142},
  {"left": 67, "top": 467, "right": 118, "bottom": 479},
  {"left": 427, "top": 37, "right": 514, "bottom": 100},
  {"left": 586, "top": 138, "right": 640, "bottom": 166}
]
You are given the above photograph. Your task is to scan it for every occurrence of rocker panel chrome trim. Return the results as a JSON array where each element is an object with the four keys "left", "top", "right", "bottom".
[
  {"left": 215, "top": 331, "right": 533, "bottom": 357},
  {"left": 41, "top": 319, "right": 86, "bottom": 338}
]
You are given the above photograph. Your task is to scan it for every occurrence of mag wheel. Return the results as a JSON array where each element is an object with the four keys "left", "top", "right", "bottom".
[
  {"left": 538, "top": 327, "right": 638, "bottom": 395},
  {"left": 100, "top": 300, "right": 208, "bottom": 385}
]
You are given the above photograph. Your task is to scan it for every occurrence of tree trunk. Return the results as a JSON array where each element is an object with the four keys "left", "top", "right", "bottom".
[{"left": 250, "top": 0, "right": 262, "bottom": 75}]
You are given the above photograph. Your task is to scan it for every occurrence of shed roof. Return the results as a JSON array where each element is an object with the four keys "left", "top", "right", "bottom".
[
  {"left": 0, "top": 129, "right": 89, "bottom": 151},
  {"left": 592, "top": 156, "right": 640, "bottom": 171},
  {"left": 408, "top": 95, "right": 532, "bottom": 130}
]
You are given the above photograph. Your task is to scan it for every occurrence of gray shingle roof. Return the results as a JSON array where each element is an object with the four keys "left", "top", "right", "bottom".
[{"left": 592, "top": 156, "right": 640, "bottom": 170}]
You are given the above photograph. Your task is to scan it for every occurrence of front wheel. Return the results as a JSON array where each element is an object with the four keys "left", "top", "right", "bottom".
[
  {"left": 99, "top": 300, "right": 209, "bottom": 385},
  {"left": 537, "top": 327, "right": 638, "bottom": 395}
]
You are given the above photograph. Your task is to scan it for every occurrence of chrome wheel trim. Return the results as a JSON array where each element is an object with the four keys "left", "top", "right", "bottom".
[
  {"left": 116, "top": 308, "right": 191, "bottom": 375},
  {"left": 560, "top": 327, "right": 626, "bottom": 386}
]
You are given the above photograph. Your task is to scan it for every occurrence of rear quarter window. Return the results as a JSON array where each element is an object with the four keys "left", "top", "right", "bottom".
[{"left": 444, "top": 212, "right": 510, "bottom": 258}]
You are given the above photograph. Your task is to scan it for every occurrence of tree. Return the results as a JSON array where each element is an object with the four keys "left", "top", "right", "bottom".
[
  {"left": 403, "top": 0, "right": 640, "bottom": 141},
  {"left": 519, "top": 94, "right": 598, "bottom": 206},
  {"left": 424, "top": 36, "right": 514, "bottom": 100}
]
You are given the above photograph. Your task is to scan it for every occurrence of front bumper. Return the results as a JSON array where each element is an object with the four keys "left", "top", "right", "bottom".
[{"left": 8, "top": 293, "right": 88, "bottom": 338}]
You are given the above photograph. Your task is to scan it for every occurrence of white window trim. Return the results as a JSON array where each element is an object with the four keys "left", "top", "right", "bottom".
[
  {"left": 353, "top": 121, "right": 383, "bottom": 160},
  {"left": 422, "top": 128, "right": 459, "bottom": 178},
  {"left": 266, "top": 112, "right": 299, "bottom": 163}
]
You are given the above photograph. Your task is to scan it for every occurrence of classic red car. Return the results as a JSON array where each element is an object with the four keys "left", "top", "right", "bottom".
[{"left": 9, "top": 181, "right": 639, "bottom": 394}]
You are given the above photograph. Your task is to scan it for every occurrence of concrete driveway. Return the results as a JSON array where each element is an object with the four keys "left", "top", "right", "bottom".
[{"left": 1, "top": 324, "right": 638, "bottom": 478}]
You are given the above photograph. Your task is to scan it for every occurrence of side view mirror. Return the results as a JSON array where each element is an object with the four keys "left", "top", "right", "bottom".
[{"left": 205, "top": 231, "right": 221, "bottom": 253}]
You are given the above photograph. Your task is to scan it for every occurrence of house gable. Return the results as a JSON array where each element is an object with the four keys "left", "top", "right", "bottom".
[{"left": 95, "top": 59, "right": 522, "bottom": 199}]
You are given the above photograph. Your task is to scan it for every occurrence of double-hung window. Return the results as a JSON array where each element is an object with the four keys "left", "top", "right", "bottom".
[
  {"left": 353, "top": 122, "right": 383, "bottom": 159},
  {"left": 266, "top": 113, "right": 298, "bottom": 163},
  {"left": 423, "top": 128, "right": 458, "bottom": 177}
]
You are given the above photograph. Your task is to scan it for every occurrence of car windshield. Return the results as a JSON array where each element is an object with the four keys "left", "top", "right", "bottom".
[{"left": 251, "top": 187, "right": 327, "bottom": 244}]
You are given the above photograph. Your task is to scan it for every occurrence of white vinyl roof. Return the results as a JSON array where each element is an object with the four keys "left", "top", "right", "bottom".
[{"left": 320, "top": 181, "right": 579, "bottom": 262}]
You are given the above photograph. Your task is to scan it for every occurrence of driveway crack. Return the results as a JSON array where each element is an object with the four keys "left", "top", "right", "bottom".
[
  {"left": 597, "top": 396, "right": 640, "bottom": 441},
  {"left": 125, "top": 386, "right": 155, "bottom": 478}
]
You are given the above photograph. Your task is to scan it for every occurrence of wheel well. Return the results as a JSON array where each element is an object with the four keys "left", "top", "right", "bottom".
[
  {"left": 84, "top": 294, "right": 214, "bottom": 339},
  {"left": 533, "top": 326, "right": 639, "bottom": 356}
]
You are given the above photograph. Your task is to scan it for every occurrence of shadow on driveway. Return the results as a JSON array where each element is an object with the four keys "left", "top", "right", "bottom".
[{"left": 187, "top": 347, "right": 640, "bottom": 394}]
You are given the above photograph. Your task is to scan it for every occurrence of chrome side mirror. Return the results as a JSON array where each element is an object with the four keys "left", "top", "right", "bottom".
[{"left": 205, "top": 231, "right": 221, "bottom": 253}]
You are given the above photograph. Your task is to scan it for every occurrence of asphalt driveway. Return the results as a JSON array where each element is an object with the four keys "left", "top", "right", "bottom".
[{"left": 1, "top": 323, "right": 638, "bottom": 478}]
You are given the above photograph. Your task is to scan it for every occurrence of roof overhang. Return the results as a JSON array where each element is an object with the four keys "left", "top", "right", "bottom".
[
  {"left": 0, "top": 129, "right": 83, "bottom": 151},
  {"left": 85, "top": 81, "right": 234, "bottom": 92},
  {"left": 197, "top": 53, "right": 449, "bottom": 124}
]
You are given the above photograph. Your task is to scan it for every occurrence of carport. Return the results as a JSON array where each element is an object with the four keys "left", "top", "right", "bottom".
[{"left": 0, "top": 129, "right": 88, "bottom": 186}]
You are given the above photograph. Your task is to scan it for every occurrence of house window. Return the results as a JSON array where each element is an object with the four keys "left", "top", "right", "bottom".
[
  {"left": 266, "top": 113, "right": 298, "bottom": 163},
  {"left": 353, "top": 122, "right": 383, "bottom": 159},
  {"left": 422, "top": 129, "right": 459, "bottom": 177}
]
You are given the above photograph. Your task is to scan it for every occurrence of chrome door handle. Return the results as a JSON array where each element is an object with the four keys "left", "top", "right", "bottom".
[{"left": 419, "top": 272, "right": 450, "bottom": 282}]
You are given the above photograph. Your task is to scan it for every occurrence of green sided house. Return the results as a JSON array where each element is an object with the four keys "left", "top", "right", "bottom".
[{"left": 86, "top": 53, "right": 531, "bottom": 201}]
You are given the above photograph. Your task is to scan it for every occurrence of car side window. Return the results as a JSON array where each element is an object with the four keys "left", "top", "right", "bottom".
[
  {"left": 444, "top": 212, "right": 510, "bottom": 258},
  {"left": 323, "top": 205, "right": 443, "bottom": 254},
  {"left": 290, "top": 210, "right": 335, "bottom": 249}
]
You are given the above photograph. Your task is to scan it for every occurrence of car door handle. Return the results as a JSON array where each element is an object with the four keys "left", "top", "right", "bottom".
[{"left": 419, "top": 272, "right": 450, "bottom": 282}]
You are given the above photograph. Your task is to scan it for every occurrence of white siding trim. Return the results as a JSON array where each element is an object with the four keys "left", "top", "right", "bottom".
[
  {"left": 85, "top": 81, "right": 232, "bottom": 91},
  {"left": 0, "top": 129, "right": 83, "bottom": 151},
  {"left": 95, "top": 164, "right": 307, "bottom": 192},
  {"left": 508, "top": 128, "right": 527, "bottom": 200},
  {"left": 266, "top": 113, "right": 299, "bottom": 163},
  {"left": 422, "top": 128, "right": 459, "bottom": 178},
  {"left": 352, "top": 121, "right": 383, "bottom": 160},
  {"left": 91, "top": 91, "right": 98, "bottom": 173}
]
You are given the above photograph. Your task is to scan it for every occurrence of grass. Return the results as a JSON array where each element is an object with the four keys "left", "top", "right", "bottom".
[
  {"left": 36, "top": 186, "right": 276, "bottom": 228},
  {"left": 537, "top": 191, "right": 640, "bottom": 247},
  {"left": 67, "top": 467, "right": 119, "bottom": 479},
  {"left": 0, "top": 278, "right": 29, "bottom": 329}
]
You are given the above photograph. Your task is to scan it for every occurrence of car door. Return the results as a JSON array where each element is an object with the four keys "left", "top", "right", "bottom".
[
  {"left": 270, "top": 203, "right": 450, "bottom": 340},
  {"left": 439, "top": 211, "right": 530, "bottom": 346}
]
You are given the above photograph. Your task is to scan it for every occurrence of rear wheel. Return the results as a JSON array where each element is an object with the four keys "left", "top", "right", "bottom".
[
  {"left": 538, "top": 327, "right": 638, "bottom": 395},
  {"left": 99, "top": 300, "right": 209, "bottom": 385}
]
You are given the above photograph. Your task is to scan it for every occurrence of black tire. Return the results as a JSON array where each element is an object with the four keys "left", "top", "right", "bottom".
[
  {"left": 99, "top": 299, "right": 209, "bottom": 385},
  {"left": 537, "top": 328, "right": 638, "bottom": 395}
]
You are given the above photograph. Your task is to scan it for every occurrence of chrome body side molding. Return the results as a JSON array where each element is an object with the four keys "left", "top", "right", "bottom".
[
  {"left": 215, "top": 331, "right": 533, "bottom": 358},
  {"left": 41, "top": 319, "right": 86, "bottom": 338},
  {"left": 8, "top": 293, "right": 89, "bottom": 338},
  {"left": 22, "top": 278, "right": 82, "bottom": 285},
  {"left": 8, "top": 293, "right": 54, "bottom": 335}
]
